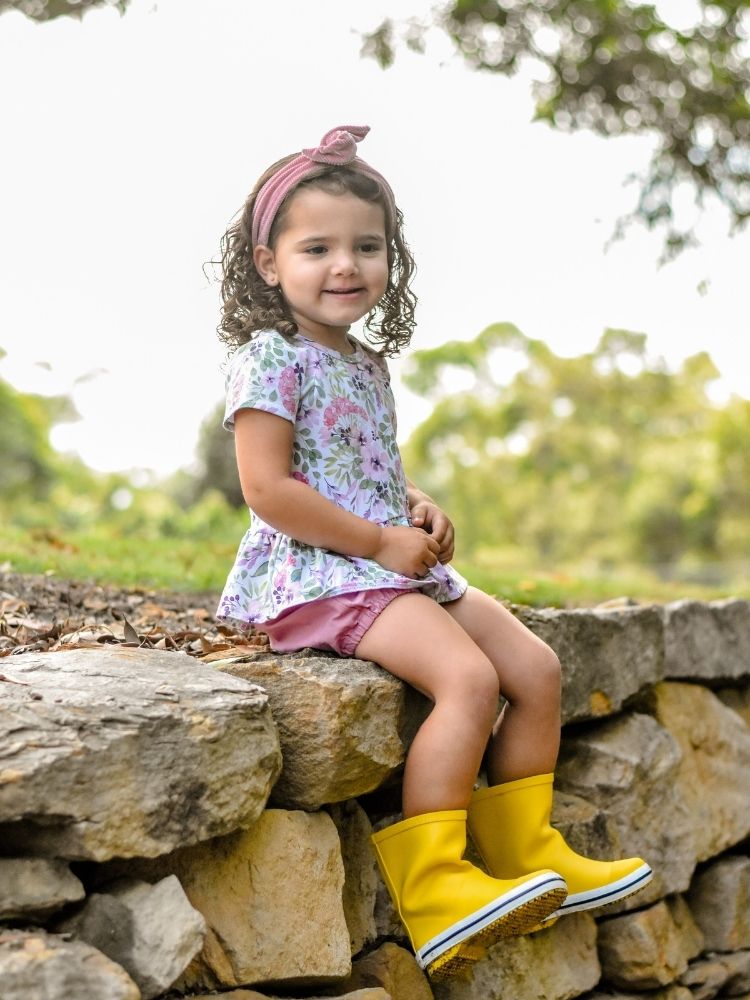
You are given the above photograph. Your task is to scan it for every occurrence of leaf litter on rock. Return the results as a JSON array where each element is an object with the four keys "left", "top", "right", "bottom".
[{"left": 0, "top": 571, "right": 269, "bottom": 660}]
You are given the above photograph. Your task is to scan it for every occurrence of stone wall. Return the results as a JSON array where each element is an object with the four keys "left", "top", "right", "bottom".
[{"left": 1, "top": 598, "right": 749, "bottom": 1000}]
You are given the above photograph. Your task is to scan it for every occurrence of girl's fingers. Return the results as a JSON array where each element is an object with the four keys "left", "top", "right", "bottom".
[{"left": 410, "top": 502, "right": 428, "bottom": 525}]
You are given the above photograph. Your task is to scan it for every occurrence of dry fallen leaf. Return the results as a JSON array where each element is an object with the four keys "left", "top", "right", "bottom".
[
  {"left": 0, "top": 570, "right": 259, "bottom": 659},
  {"left": 122, "top": 619, "right": 140, "bottom": 644}
]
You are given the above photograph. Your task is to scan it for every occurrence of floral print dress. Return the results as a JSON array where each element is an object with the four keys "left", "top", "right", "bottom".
[{"left": 217, "top": 329, "right": 467, "bottom": 630}]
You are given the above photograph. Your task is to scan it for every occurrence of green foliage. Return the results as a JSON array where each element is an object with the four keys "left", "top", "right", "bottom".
[
  {"left": 0, "top": 0, "right": 129, "bottom": 21},
  {"left": 0, "top": 373, "right": 84, "bottom": 502},
  {"left": 177, "top": 401, "right": 245, "bottom": 509},
  {"left": 2, "top": 336, "right": 747, "bottom": 605},
  {"left": 402, "top": 324, "right": 749, "bottom": 582},
  {"left": 362, "top": 1, "right": 750, "bottom": 259}
]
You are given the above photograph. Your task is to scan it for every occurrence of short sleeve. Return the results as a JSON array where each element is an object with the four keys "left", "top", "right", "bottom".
[{"left": 223, "top": 332, "right": 303, "bottom": 430}]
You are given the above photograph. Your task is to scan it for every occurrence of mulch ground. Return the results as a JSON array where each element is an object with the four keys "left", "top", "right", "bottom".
[{"left": 0, "top": 571, "right": 269, "bottom": 660}]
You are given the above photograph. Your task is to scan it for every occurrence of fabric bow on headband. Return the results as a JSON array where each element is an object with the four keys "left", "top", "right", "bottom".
[{"left": 251, "top": 125, "right": 397, "bottom": 248}]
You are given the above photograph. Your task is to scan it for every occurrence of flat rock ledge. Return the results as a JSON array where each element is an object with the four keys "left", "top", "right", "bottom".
[
  {"left": 0, "top": 646, "right": 282, "bottom": 860},
  {"left": 216, "top": 650, "right": 430, "bottom": 810}
]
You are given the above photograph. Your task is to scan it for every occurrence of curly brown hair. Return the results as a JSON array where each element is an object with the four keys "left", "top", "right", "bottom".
[{"left": 215, "top": 158, "right": 417, "bottom": 358}]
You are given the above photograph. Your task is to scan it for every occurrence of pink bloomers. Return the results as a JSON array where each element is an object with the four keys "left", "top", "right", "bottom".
[{"left": 258, "top": 587, "right": 411, "bottom": 656}]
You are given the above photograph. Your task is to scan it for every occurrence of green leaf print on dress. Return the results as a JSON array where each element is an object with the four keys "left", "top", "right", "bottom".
[{"left": 217, "top": 329, "right": 467, "bottom": 628}]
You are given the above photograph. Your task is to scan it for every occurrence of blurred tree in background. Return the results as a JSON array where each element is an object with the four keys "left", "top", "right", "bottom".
[
  {"left": 0, "top": 0, "right": 128, "bottom": 20},
  {"left": 2, "top": 335, "right": 747, "bottom": 597},
  {"left": 364, "top": 0, "right": 750, "bottom": 259},
  {"left": 0, "top": 355, "right": 245, "bottom": 591},
  {"left": 173, "top": 401, "right": 244, "bottom": 510},
  {"left": 0, "top": 360, "right": 78, "bottom": 502},
  {"left": 402, "top": 325, "right": 750, "bottom": 579},
  {"left": 8, "top": 0, "right": 748, "bottom": 261}
]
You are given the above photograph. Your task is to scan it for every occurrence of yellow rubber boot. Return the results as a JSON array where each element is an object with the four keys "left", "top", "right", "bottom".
[
  {"left": 371, "top": 810, "right": 567, "bottom": 981},
  {"left": 468, "top": 774, "right": 652, "bottom": 921}
]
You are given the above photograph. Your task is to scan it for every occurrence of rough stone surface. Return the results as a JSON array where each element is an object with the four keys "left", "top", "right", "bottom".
[
  {"left": 717, "top": 682, "right": 750, "bottom": 727},
  {"left": 190, "top": 987, "right": 396, "bottom": 1000},
  {"left": 0, "top": 647, "right": 281, "bottom": 860},
  {"left": 0, "top": 928, "right": 140, "bottom": 1000},
  {"left": 102, "top": 808, "right": 351, "bottom": 990},
  {"left": 650, "top": 683, "right": 750, "bottom": 863},
  {"left": 432, "top": 912, "right": 600, "bottom": 1000},
  {"left": 556, "top": 711, "right": 692, "bottom": 905},
  {"left": 680, "top": 955, "right": 738, "bottom": 1000},
  {"left": 186, "top": 992, "right": 270, "bottom": 999},
  {"left": 688, "top": 856, "right": 750, "bottom": 951},
  {"left": 583, "top": 989, "right": 692, "bottom": 1000},
  {"left": 308, "top": 993, "right": 391, "bottom": 1000},
  {"left": 663, "top": 599, "right": 750, "bottom": 682},
  {"left": 551, "top": 789, "right": 623, "bottom": 860},
  {"left": 189, "top": 992, "right": 391, "bottom": 1000},
  {"left": 58, "top": 875, "right": 206, "bottom": 999},
  {"left": 597, "top": 896, "right": 704, "bottom": 989},
  {"left": 514, "top": 604, "right": 664, "bottom": 723},
  {"left": 0, "top": 857, "right": 85, "bottom": 919},
  {"left": 329, "top": 799, "right": 379, "bottom": 955},
  {"left": 331, "top": 942, "right": 433, "bottom": 1000},
  {"left": 722, "top": 950, "right": 750, "bottom": 995},
  {"left": 216, "top": 650, "right": 430, "bottom": 809}
]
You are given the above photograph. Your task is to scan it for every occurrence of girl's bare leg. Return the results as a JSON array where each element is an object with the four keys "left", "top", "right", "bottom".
[
  {"left": 443, "top": 587, "right": 562, "bottom": 785},
  {"left": 355, "top": 592, "right": 500, "bottom": 818}
]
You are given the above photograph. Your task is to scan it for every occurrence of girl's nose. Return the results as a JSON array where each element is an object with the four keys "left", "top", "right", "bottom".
[{"left": 331, "top": 251, "right": 357, "bottom": 275}]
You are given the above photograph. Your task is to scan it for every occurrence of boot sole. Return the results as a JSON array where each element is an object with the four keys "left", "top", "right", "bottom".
[
  {"left": 543, "top": 862, "right": 653, "bottom": 920},
  {"left": 419, "top": 873, "right": 567, "bottom": 981}
]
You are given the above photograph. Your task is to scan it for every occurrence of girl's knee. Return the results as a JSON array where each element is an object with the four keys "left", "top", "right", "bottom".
[
  {"left": 528, "top": 642, "right": 562, "bottom": 700},
  {"left": 538, "top": 642, "right": 562, "bottom": 683},
  {"left": 442, "top": 655, "right": 500, "bottom": 724},
  {"left": 503, "top": 641, "right": 561, "bottom": 707}
]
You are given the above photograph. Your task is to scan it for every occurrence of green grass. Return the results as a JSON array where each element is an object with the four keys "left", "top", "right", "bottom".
[
  {"left": 0, "top": 523, "right": 234, "bottom": 594},
  {"left": 2, "top": 521, "right": 748, "bottom": 607},
  {"left": 458, "top": 562, "right": 750, "bottom": 608}
]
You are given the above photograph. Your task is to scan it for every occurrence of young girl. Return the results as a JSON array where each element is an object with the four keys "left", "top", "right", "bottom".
[{"left": 215, "top": 125, "right": 652, "bottom": 981}]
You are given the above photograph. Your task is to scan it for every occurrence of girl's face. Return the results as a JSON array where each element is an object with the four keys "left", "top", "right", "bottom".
[{"left": 253, "top": 187, "right": 389, "bottom": 350}]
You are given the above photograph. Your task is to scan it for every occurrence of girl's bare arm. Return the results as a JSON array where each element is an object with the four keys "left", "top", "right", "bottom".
[{"left": 234, "top": 408, "right": 440, "bottom": 578}]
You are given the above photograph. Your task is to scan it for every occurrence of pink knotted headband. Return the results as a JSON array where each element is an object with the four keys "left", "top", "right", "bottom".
[{"left": 251, "top": 125, "right": 397, "bottom": 248}]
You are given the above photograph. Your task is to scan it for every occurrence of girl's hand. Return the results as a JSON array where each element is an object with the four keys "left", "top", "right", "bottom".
[
  {"left": 409, "top": 498, "right": 455, "bottom": 564},
  {"left": 372, "top": 525, "right": 441, "bottom": 579}
]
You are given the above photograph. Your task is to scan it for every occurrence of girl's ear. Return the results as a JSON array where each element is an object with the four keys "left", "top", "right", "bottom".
[{"left": 253, "top": 245, "right": 279, "bottom": 287}]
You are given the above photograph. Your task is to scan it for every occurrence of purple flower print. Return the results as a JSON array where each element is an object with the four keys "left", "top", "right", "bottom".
[
  {"left": 219, "top": 592, "right": 241, "bottom": 616},
  {"left": 362, "top": 444, "right": 390, "bottom": 480},
  {"left": 272, "top": 569, "right": 289, "bottom": 603},
  {"left": 227, "top": 379, "right": 246, "bottom": 415}
]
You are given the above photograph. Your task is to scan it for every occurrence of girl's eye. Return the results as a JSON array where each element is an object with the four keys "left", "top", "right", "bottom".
[
  {"left": 360, "top": 243, "right": 381, "bottom": 254},
  {"left": 305, "top": 245, "right": 327, "bottom": 255}
]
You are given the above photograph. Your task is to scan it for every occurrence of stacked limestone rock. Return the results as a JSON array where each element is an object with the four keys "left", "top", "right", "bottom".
[{"left": 0, "top": 598, "right": 749, "bottom": 1000}]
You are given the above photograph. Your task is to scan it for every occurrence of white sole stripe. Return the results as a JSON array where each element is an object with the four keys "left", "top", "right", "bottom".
[
  {"left": 417, "top": 872, "right": 566, "bottom": 967},
  {"left": 550, "top": 864, "right": 653, "bottom": 917}
]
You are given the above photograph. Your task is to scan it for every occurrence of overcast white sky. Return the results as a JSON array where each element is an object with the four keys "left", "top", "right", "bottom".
[{"left": 2, "top": 0, "right": 748, "bottom": 477}]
